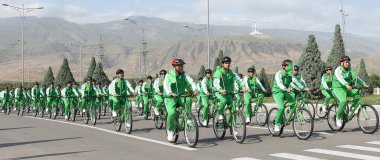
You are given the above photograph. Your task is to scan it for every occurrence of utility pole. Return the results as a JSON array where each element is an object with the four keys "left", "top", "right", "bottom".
[{"left": 340, "top": 0, "right": 348, "bottom": 54}]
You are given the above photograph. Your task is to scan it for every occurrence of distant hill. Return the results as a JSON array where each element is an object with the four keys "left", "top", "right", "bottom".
[{"left": 0, "top": 16, "right": 379, "bottom": 82}]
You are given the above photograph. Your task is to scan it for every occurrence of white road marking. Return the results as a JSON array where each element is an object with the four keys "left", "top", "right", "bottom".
[
  {"left": 305, "top": 148, "right": 380, "bottom": 160},
  {"left": 231, "top": 157, "right": 259, "bottom": 160},
  {"left": 246, "top": 126, "right": 333, "bottom": 135},
  {"left": 337, "top": 145, "right": 380, "bottom": 153},
  {"left": 18, "top": 115, "right": 196, "bottom": 151},
  {"left": 367, "top": 141, "right": 380, "bottom": 145},
  {"left": 270, "top": 153, "right": 325, "bottom": 160}
]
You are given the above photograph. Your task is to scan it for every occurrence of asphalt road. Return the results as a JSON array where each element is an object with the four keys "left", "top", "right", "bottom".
[{"left": 1, "top": 104, "right": 379, "bottom": 160}]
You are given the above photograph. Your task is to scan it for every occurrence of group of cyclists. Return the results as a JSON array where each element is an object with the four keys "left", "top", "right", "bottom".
[{"left": 1, "top": 54, "right": 378, "bottom": 147}]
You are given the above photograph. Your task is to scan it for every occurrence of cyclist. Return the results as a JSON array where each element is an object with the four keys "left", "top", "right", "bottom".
[
  {"left": 40, "top": 85, "right": 47, "bottom": 111},
  {"left": 109, "top": 69, "right": 135, "bottom": 117},
  {"left": 62, "top": 81, "right": 74, "bottom": 120},
  {"left": 242, "top": 67, "right": 267, "bottom": 124},
  {"left": 31, "top": 82, "right": 41, "bottom": 111},
  {"left": 153, "top": 70, "right": 167, "bottom": 116},
  {"left": 195, "top": 77, "right": 203, "bottom": 112},
  {"left": 46, "top": 82, "right": 56, "bottom": 113},
  {"left": 134, "top": 80, "right": 143, "bottom": 110},
  {"left": 14, "top": 85, "right": 25, "bottom": 113},
  {"left": 234, "top": 73, "right": 244, "bottom": 110},
  {"left": 142, "top": 76, "right": 154, "bottom": 119},
  {"left": 163, "top": 59, "right": 198, "bottom": 142},
  {"left": 80, "top": 77, "right": 98, "bottom": 114},
  {"left": 332, "top": 55, "right": 368, "bottom": 127},
  {"left": 1, "top": 87, "right": 10, "bottom": 112},
  {"left": 200, "top": 69, "right": 214, "bottom": 126},
  {"left": 320, "top": 66, "right": 333, "bottom": 112},
  {"left": 272, "top": 59, "right": 296, "bottom": 133},
  {"left": 290, "top": 65, "right": 310, "bottom": 92},
  {"left": 213, "top": 56, "right": 243, "bottom": 121}
]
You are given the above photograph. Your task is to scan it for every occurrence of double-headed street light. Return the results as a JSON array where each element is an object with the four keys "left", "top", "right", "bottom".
[
  {"left": 184, "top": 25, "right": 207, "bottom": 70},
  {"left": 2, "top": 3, "right": 43, "bottom": 87}
]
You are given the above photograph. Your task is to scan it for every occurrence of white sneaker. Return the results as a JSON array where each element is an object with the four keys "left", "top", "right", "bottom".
[
  {"left": 274, "top": 125, "right": 281, "bottom": 132},
  {"left": 125, "top": 122, "right": 131, "bottom": 128},
  {"left": 167, "top": 130, "right": 175, "bottom": 142},
  {"left": 154, "top": 108, "right": 160, "bottom": 116},
  {"left": 82, "top": 109, "right": 86, "bottom": 113},
  {"left": 202, "top": 120, "right": 208, "bottom": 126},
  {"left": 14, "top": 108, "right": 17, "bottom": 111},
  {"left": 321, "top": 104, "right": 327, "bottom": 113},
  {"left": 218, "top": 115, "right": 224, "bottom": 120},
  {"left": 46, "top": 108, "right": 49, "bottom": 113},
  {"left": 65, "top": 115, "right": 68, "bottom": 120},
  {"left": 187, "top": 120, "right": 193, "bottom": 125},
  {"left": 233, "top": 131, "right": 238, "bottom": 136},
  {"left": 33, "top": 107, "right": 36, "bottom": 110},
  {"left": 336, "top": 118, "right": 343, "bottom": 127},
  {"left": 245, "top": 117, "right": 251, "bottom": 124},
  {"left": 1, "top": 110, "right": 4, "bottom": 113},
  {"left": 112, "top": 111, "right": 117, "bottom": 117}
]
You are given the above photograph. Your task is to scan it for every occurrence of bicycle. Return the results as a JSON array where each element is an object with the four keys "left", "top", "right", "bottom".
[
  {"left": 143, "top": 94, "right": 155, "bottom": 120},
  {"left": 82, "top": 96, "right": 97, "bottom": 125},
  {"left": 164, "top": 94, "right": 199, "bottom": 148},
  {"left": 327, "top": 87, "right": 379, "bottom": 134},
  {"left": 314, "top": 96, "right": 337, "bottom": 118},
  {"left": 213, "top": 92, "right": 246, "bottom": 144},
  {"left": 284, "top": 91, "right": 315, "bottom": 119},
  {"left": 114, "top": 95, "right": 133, "bottom": 134},
  {"left": 197, "top": 93, "right": 217, "bottom": 127},
  {"left": 268, "top": 90, "right": 314, "bottom": 140},
  {"left": 243, "top": 91, "right": 269, "bottom": 126}
]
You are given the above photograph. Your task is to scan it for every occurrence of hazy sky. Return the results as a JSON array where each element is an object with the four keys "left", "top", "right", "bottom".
[{"left": 1, "top": 0, "right": 379, "bottom": 38}]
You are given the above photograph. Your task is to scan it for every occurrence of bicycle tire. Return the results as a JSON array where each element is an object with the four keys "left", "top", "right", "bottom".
[
  {"left": 357, "top": 104, "right": 379, "bottom": 134},
  {"left": 255, "top": 104, "right": 268, "bottom": 126},
  {"left": 212, "top": 112, "right": 226, "bottom": 139},
  {"left": 293, "top": 108, "right": 314, "bottom": 140},
  {"left": 267, "top": 108, "right": 284, "bottom": 136},
  {"left": 125, "top": 110, "right": 133, "bottom": 134},
  {"left": 327, "top": 104, "right": 345, "bottom": 131},
  {"left": 232, "top": 111, "right": 246, "bottom": 143},
  {"left": 184, "top": 113, "right": 199, "bottom": 147}
]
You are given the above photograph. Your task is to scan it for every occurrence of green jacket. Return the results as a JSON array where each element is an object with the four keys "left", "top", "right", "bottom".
[
  {"left": 62, "top": 86, "right": 74, "bottom": 98},
  {"left": 81, "top": 82, "right": 97, "bottom": 97},
  {"left": 272, "top": 69, "right": 292, "bottom": 93},
  {"left": 163, "top": 69, "right": 197, "bottom": 96},
  {"left": 31, "top": 87, "right": 40, "bottom": 99},
  {"left": 213, "top": 67, "right": 242, "bottom": 94},
  {"left": 153, "top": 77, "right": 164, "bottom": 94},
  {"left": 332, "top": 66, "right": 366, "bottom": 89},
  {"left": 200, "top": 77, "right": 213, "bottom": 95},
  {"left": 109, "top": 77, "right": 134, "bottom": 97},
  {"left": 142, "top": 81, "right": 154, "bottom": 95},
  {"left": 46, "top": 87, "right": 56, "bottom": 98},
  {"left": 291, "top": 74, "right": 307, "bottom": 90},
  {"left": 321, "top": 73, "right": 333, "bottom": 90}
]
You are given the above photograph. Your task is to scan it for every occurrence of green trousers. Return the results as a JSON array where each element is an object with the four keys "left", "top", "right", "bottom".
[
  {"left": 2, "top": 99, "right": 9, "bottom": 110},
  {"left": 235, "top": 93, "right": 242, "bottom": 109},
  {"left": 111, "top": 96, "right": 131, "bottom": 112},
  {"left": 332, "top": 88, "right": 360, "bottom": 119},
  {"left": 109, "top": 95, "right": 114, "bottom": 111},
  {"left": 196, "top": 94, "right": 202, "bottom": 109},
  {"left": 154, "top": 94, "right": 164, "bottom": 111},
  {"left": 81, "top": 97, "right": 95, "bottom": 110},
  {"left": 15, "top": 99, "right": 25, "bottom": 110},
  {"left": 142, "top": 95, "right": 151, "bottom": 115},
  {"left": 216, "top": 93, "right": 234, "bottom": 115},
  {"left": 273, "top": 91, "right": 296, "bottom": 126},
  {"left": 201, "top": 95, "right": 215, "bottom": 120},
  {"left": 63, "top": 98, "right": 72, "bottom": 116},
  {"left": 243, "top": 92, "right": 265, "bottom": 118},
  {"left": 46, "top": 97, "right": 54, "bottom": 110},
  {"left": 321, "top": 89, "right": 333, "bottom": 106},
  {"left": 164, "top": 97, "right": 192, "bottom": 132}
]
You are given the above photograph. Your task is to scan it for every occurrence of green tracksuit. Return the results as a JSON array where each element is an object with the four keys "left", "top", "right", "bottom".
[
  {"left": 200, "top": 76, "right": 216, "bottom": 120},
  {"left": 272, "top": 69, "right": 296, "bottom": 126},
  {"left": 80, "top": 82, "right": 97, "bottom": 111},
  {"left": 109, "top": 77, "right": 134, "bottom": 112},
  {"left": 153, "top": 77, "right": 165, "bottom": 112},
  {"left": 164, "top": 69, "right": 197, "bottom": 132},
  {"left": 46, "top": 86, "right": 56, "bottom": 111},
  {"left": 196, "top": 82, "right": 202, "bottom": 109},
  {"left": 14, "top": 88, "right": 25, "bottom": 111},
  {"left": 332, "top": 66, "right": 366, "bottom": 119},
  {"left": 31, "top": 87, "right": 40, "bottom": 110},
  {"left": 134, "top": 85, "right": 143, "bottom": 108},
  {"left": 1, "top": 90, "right": 10, "bottom": 111},
  {"left": 321, "top": 73, "right": 333, "bottom": 106},
  {"left": 234, "top": 80, "right": 243, "bottom": 109},
  {"left": 213, "top": 67, "right": 243, "bottom": 115},
  {"left": 142, "top": 81, "right": 154, "bottom": 115},
  {"left": 62, "top": 86, "right": 74, "bottom": 116},
  {"left": 243, "top": 75, "right": 266, "bottom": 118}
]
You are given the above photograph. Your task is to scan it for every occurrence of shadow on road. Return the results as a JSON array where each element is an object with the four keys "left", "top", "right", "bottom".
[
  {"left": 7, "top": 150, "right": 96, "bottom": 160},
  {"left": 0, "top": 137, "right": 82, "bottom": 148},
  {"left": 0, "top": 126, "right": 33, "bottom": 131}
]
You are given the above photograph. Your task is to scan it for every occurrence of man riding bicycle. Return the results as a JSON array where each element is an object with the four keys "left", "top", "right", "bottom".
[
  {"left": 200, "top": 69, "right": 214, "bottom": 126},
  {"left": 332, "top": 55, "right": 369, "bottom": 127},
  {"left": 321, "top": 66, "right": 333, "bottom": 112},
  {"left": 80, "top": 77, "right": 98, "bottom": 114},
  {"left": 272, "top": 59, "right": 296, "bottom": 133},
  {"left": 31, "top": 82, "right": 41, "bottom": 111},
  {"left": 142, "top": 76, "right": 154, "bottom": 119},
  {"left": 153, "top": 70, "right": 167, "bottom": 116},
  {"left": 109, "top": 69, "right": 135, "bottom": 117},
  {"left": 242, "top": 67, "right": 266, "bottom": 124},
  {"left": 290, "top": 65, "right": 310, "bottom": 92},
  {"left": 62, "top": 81, "right": 74, "bottom": 120},
  {"left": 163, "top": 59, "right": 198, "bottom": 142},
  {"left": 213, "top": 56, "right": 243, "bottom": 121},
  {"left": 195, "top": 77, "right": 203, "bottom": 112}
]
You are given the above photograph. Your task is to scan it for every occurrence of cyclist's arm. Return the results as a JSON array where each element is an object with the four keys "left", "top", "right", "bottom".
[
  {"left": 256, "top": 77, "right": 266, "bottom": 91},
  {"left": 109, "top": 80, "right": 117, "bottom": 96},
  {"left": 125, "top": 79, "right": 135, "bottom": 93},
  {"left": 292, "top": 75, "right": 305, "bottom": 90},
  {"left": 184, "top": 72, "right": 198, "bottom": 92},
  {"left": 233, "top": 72, "right": 243, "bottom": 88},
  {"left": 153, "top": 79, "right": 160, "bottom": 93},
  {"left": 242, "top": 76, "right": 249, "bottom": 91},
  {"left": 142, "top": 82, "right": 147, "bottom": 93},
  {"left": 356, "top": 77, "right": 366, "bottom": 87},
  {"left": 163, "top": 73, "right": 173, "bottom": 95},
  {"left": 201, "top": 77, "right": 209, "bottom": 94},
  {"left": 321, "top": 75, "right": 329, "bottom": 90},
  {"left": 335, "top": 67, "right": 349, "bottom": 86},
  {"left": 275, "top": 71, "right": 287, "bottom": 91},
  {"left": 300, "top": 75, "right": 307, "bottom": 87}
]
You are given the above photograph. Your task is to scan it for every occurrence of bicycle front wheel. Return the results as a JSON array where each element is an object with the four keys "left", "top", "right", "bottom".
[
  {"left": 255, "top": 104, "right": 268, "bottom": 126},
  {"left": 327, "top": 104, "right": 344, "bottom": 131},
  {"left": 293, "top": 108, "right": 314, "bottom": 140},
  {"left": 232, "top": 111, "right": 246, "bottom": 143},
  {"left": 198, "top": 105, "right": 209, "bottom": 127},
  {"left": 212, "top": 112, "right": 226, "bottom": 139},
  {"left": 302, "top": 101, "right": 315, "bottom": 119},
  {"left": 125, "top": 110, "right": 133, "bottom": 134},
  {"left": 357, "top": 104, "right": 379, "bottom": 134},
  {"left": 91, "top": 107, "right": 97, "bottom": 125},
  {"left": 184, "top": 113, "right": 199, "bottom": 148}
]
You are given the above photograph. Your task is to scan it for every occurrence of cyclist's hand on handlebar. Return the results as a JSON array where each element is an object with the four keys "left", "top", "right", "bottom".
[
  {"left": 193, "top": 91, "right": 199, "bottom": 96},
  {"left": 207, "top": 92, "right": 211, "bottom": 96},
  {"left": 158, "top": 92, "right": 163, "bottom": 95},
  {"left": 286, "top": 88, "right": 291, "bottom": 93},
  {"left": 170, "top": 93, "right": 177, "bottom": 97},
  {"left": 304, "top": 88, "right": 311, "bottom": 92},
  {"left": 365, "top": 85, "right": 369, "bottom": 88},
  {"left": 346, "top": 85, "right": 352, "bottom": 91},
  {"left": 220, "top": 90, "right": 226, "bottom": 95}
]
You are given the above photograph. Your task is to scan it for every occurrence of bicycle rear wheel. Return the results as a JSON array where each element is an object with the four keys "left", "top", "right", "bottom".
[
  {"left": 212, "top": 112, "right": 226, "bottom": 139},
  {"left": 267, "top": 108, "right": 284, "bottom": 136},
  {"left": 327, "top": 104, "right": 345, "bottom": 131},
  {"left": 125, "top": 110, "right": 133, "bottom": 134},
  {"left": 232, "top": 111, "right": 246, "bottom": 143},
  {"left": 198, "top": 105, "right": 210, "bottom": 127},
  {"left": 184, "top": 113, "right": 198, "bottom": 147},
  {"left": 91, "top": 107, "right": 97, "bottom": 125},
  {"left": 114, "top": 116, "right": 122, "bottom": 131},
  {"left": 301, "top": 101, "right": 315, "bottom": 119},
  {"left": 315, "top": 99, "right": 327, "bottom": 118},
  {"left": 357, "top": 104, "right": 379, "bottom": 134},
  {"left": 153, "top": 112, "right": 164, "bottom": 129},
  {"left": 255, "top": 104, "right": 268, "bottom": 126},
  {"left": 293, "top": 108, "right": 314, "bottom": 140}
]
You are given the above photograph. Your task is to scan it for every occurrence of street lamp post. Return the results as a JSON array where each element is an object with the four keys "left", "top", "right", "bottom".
[
  {"left": 2, "top": 3, "right": 43, "bottom": 87},
  {"left": 207, "top": 0, "right": 210, "bottom": 69},
  {"left": 68, "top": 43, "right": 84, "bottom": 81},
  {"left": 184, "top": 25, "right": 207, "bottom": 70},
  {"left": 125, "top": 18, "right": 147, "bottom": 79}
]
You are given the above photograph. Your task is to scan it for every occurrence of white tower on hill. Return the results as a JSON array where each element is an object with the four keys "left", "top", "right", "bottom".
[{"left": 249, "top": 21, "right": 262, "bottom": 35}]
